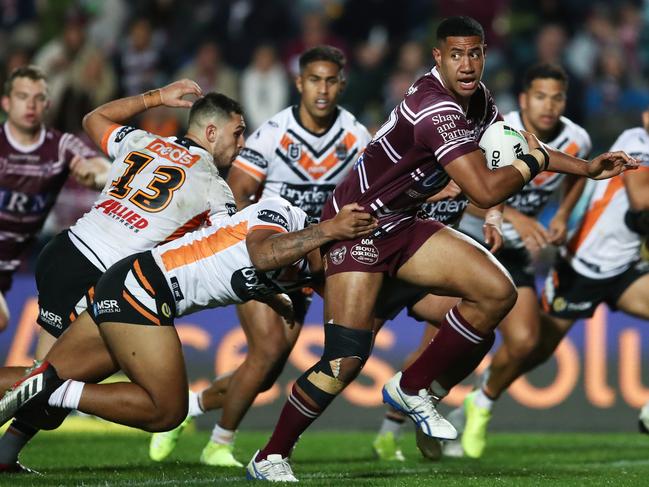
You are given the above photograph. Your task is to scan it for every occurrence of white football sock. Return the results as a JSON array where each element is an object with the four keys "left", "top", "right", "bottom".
[
  {"left": 210, "top": 423, "right": 235, "bottom": 445},
  {"left": 474, "top": 387, "right": 495, "bottom": 411},
  {"left": 48, "top": 379, "right": 84, "bottom": 409},
  {"left": 188, "top": 390, "right": 205, "bottom": 417},
  {"left": 378, "top": 416, "right": 404, "bottom": 438}
]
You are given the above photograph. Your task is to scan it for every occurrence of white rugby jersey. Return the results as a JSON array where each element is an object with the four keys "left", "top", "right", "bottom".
[
  {"left": 232, "top": 106, "right": 371, "bottom": 219},
  {"left": 150, "top": 197, "right": 311, "bottom": 316},
  {"left": 70, "top": 124, "right": 235, "bottom": 271},
  {"left": 562, "top": 127, "right": 649, "bottom": 279},
  {"left": 459, "top": 111, "right": 591, "bottom": 248}
]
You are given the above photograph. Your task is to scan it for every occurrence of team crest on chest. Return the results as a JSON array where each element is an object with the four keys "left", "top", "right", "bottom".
[
  {"left": 288, "top": 143, "right": 301, "bottom": 161},
  {"left": 329, "top": 246, "right": 347, "bottom": 265},
  {"left": 335, "top": 143, "right": 348, "bottom": 160}
]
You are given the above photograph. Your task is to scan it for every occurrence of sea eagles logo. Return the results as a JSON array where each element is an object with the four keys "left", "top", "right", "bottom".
[
  {"left": 288, "top": 143, "right": 301, "bottom": 161},
  {"left": 330, "top": 246, "right": 347, "bottom": 265}
]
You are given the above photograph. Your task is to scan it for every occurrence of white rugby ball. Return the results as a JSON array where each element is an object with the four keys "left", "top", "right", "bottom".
[{"left": 479, "top": 121, "right": 529, "bottom": 170}]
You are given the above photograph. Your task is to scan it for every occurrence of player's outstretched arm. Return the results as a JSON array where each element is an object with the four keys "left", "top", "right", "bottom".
[
  {"left": 521, "top": 130, "right": 638, "bottom": 179},
  {"left": 445, "top": 150, "right": 536, "bottom": 208},
  {"left": 82, "top": 79, "right": 202, "bottom": 150},
  {"left": 544, "top": 147, "right": 637, "bottom": 180},
  {"left": 69, "top": 155, "right": 112, "bottom": 189},
  {"left": 247, "top": 203, "right": 378, "bottom": 271}
]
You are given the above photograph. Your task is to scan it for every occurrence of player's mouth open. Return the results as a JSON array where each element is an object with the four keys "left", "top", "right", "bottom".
[
  {"left": 458, "top": 79, "right": 476, "bottom": 90},
  {"left": 315, "top": 99, "right": 329, "bottom": 109}
]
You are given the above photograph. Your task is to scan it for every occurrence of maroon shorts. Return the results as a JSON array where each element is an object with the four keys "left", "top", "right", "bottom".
[{"left": 322, "top": 217, "right": 445, "bottom": 278}]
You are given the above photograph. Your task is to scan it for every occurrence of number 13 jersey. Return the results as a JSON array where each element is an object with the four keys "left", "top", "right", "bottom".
[{"left": 70, "top": 124, "right": 235, "bottom": 271}]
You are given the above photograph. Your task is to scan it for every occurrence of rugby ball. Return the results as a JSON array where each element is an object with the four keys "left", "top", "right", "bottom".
[{"left": 479, "top": 121, "right": 529, "bottom": 170}]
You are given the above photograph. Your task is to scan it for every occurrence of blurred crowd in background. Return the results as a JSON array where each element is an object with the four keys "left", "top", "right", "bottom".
[{"left": 2, "top": 0, "right": 649, "bottom": 257}]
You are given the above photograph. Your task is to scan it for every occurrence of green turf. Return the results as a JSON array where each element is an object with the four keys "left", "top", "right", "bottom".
[{"left": 9, "top": 429, "right": 649, "bottom": 486}]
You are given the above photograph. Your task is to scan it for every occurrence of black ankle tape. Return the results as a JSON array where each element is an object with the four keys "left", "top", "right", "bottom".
[{"left": 10, "top": 419, "right": 38, "bottom": 436}]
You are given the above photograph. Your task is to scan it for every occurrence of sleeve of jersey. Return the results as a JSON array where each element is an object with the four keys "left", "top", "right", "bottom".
[
  {"left": 248, "top": 199, "right": 292, "bottom": 234},
  {"left": 611, "top": 132, "right": 649, "bottom": 170},
  {"left": 485, "top": 88, "right": 503, "bottom": 124},
  {"left": 414, "top": 95, "right": 478, "bottom": 167},
  {"left": 101, "top": 125, "right": 140, "bottom": 159},
  {"left": 232, "top": 127, "right": 272, "bottom": 182},
  {"left": 62, "top": 133, "right": 99, "bottom": 161}
]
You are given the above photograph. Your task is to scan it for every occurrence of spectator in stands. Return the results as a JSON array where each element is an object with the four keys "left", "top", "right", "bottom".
[
  {"left": 33, "top": 12, "right": 99, "bottom": 119},
  {"left": 240, "top": 44, "right": 288, "bottom": 131},
  {"left": 174, "top": 41, "right": 238, "bottom": 101},
  {"left": 115, "top": 17, "right": 164, "bottom": 96}
]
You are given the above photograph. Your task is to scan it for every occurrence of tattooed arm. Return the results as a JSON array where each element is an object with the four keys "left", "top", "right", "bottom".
[{"left": 246, "top": 203, "right": 378, "bottom": 272}]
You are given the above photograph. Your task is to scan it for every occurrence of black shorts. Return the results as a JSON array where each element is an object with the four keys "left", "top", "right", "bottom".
[
  {"left": 374, "top": 277, "right": 429, "bottom": 322},
  {"left": 90, "top": 252, "right": 176, "bottom": 327},
  {"left": 36, "top": 231, "right": 104, "bottom": 338},
  {"left": 495, "top": 246, "right": 535, "bottom": 289},
  {"left": 0, "top": 271, "right": 13, "bottom": 294},
  {"left": 542, "top": 257, "right": 649, "bottom": 319},
  {"left": 288, "top": 288, "right": 313, "bottom": 324}
]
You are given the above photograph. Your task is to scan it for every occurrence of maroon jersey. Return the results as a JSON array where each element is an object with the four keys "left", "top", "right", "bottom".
[
  {"left": 328, "top": 67, "right": 500, "bottom": 236},
  {"left": 0, "top": 123, "right": 97, "bottom": 280}
]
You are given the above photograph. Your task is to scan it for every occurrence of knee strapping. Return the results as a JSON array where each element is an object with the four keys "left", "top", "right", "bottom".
[{"left": 296, "top": 323, "right": 373, "bottom": 409}]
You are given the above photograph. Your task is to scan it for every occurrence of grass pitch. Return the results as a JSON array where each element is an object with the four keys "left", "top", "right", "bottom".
[{"left": 8, "top": 419, "right": 649, "bottom": 486}]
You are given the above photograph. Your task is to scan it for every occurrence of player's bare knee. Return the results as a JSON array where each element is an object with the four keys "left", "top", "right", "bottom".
[
  {"left": 296, "top": 323, "right": 373, "bottom": 410},
  {"left": 467, "top": 265, "right": 516, "bottom": 306},
  {"left": 147, "top": 402, "right": 188, "bottom": 432},
  {"left": 253, "top": 331, "right": 291, "bottom": 362},
  {"left": 474, "top": 275, "right": 517, "bottom": 318},
  {"left": 507, "top": 333, "right": 539, "bottom": 361}
]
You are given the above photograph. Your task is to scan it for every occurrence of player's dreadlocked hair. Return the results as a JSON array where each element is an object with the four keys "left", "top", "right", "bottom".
[
  {"left": 299, "top": 45, "right": 346, "bottom": 73},
  {"left": 188, "top": 92, "right": 243, "bottom": 126},
  {"left": 436, "top": 16, "right": 485, "bottom": 43},
  {"left": 4, "top": 65, "right": 47, "bottom": 96}
]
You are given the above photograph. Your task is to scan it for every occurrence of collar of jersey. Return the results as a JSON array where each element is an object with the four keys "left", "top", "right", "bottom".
[
  {"left": 4, "top": 122, "right": 46, "bottom": 153},
  {"left": 291, "top": 105, "right": 340, "bottom": 138},
  {"left": 175, "top": 136, "right": 209, "bottom": 153}
]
